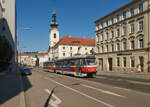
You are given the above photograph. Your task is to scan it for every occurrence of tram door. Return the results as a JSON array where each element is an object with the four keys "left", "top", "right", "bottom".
[{"left": 76, "top": 59, "right": 81, "bottom": 74}]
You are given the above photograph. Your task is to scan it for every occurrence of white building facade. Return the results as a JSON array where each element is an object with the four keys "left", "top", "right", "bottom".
[{"left": 48, "top": 9, "right": 95, "bottom": 60}]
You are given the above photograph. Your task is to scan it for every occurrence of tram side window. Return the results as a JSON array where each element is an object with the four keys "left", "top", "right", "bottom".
[
  {"left": 64, "top": 61, "right": 69, "bottom": 66},
  {"left": 86, "top": 59, "right": 96, "bottom": 65},
  {"left": 81, "top": 59, "right": 86, "bottom": 65},
  {"left": 56, "top": 62, "right": 61, "bottom": 66},
  {"left": 74, "top": 59, "right": 80, "bottom": 66},
  {"left": 69, "top": 60, "right": 76, "bottom": 66}
]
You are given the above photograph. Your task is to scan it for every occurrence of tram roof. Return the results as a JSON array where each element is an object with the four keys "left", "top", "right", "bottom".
[{"left": 56, "top": 54, "right": 95, "bottom": 62}]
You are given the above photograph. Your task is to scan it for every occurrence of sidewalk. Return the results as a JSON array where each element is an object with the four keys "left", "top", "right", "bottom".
[
  {"left": 0, "top": 71, "right": 25, "bottom": 107},
  {"left": 96, "top": 70, "right": 150, "bottom": 80}
]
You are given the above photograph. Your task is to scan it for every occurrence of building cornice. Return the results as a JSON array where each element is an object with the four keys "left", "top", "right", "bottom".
[
  {"left": 95, "top": 10, "right": 148, "bottom": 33},
  {"left": 96, "top": 48, "right": 147, "bottom": 55},
  {"left": 95, "top": 0, "right": 141, "bottom": 24}
]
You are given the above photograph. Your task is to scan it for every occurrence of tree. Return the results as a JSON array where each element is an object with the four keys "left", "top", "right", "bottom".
[
  {"left": 35, "top": 57, "right": 39, "bottom": 66},
  {"left": 0, "top": 36, "right": 14, "bottom": 71},
  {"left": 90, "top": 49, "right": 96, "bottom": 55}
]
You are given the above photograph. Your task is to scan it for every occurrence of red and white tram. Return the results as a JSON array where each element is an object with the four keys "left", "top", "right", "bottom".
[
  {"left": 55, "top": 55, "right": 97, "bottom": 77},
  {"left": 43, "top": 61, "right": 56, "bottom": 72}
]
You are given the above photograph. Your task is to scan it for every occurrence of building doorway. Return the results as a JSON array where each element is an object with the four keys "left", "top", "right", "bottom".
[
  {"left": 99, "top": 58, "right": 103, "bottom": 71},
  {"left": 108, "top": 58, "right": 113, "bottom": 71},
  {"left": 139, "top": 56, "right": 144, "bottom": 72}
]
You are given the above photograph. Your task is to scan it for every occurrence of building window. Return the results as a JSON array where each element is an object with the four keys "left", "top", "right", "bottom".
[
  {"left": 106, "top": 45, "right": 109, "bottom": 52},
  {"left": 63, "top": 47, "right": 65, "bottom": 50},
  {"left": 131, "top": 8, "right": 134, "bottom": 17},
  {"left": 102, "top": 46, "right": 104, "bottom": 53},
  {"left": 111, "top": 31, "right": 114, "bottom": 38},
  {"left": 106, "top": 20, "right": 109, "bottom": 26},
  {"left": 130, "top": 57, "right": 135, "bottom": 67},
  {"left": 101, "top": 22, "right": 104, "bottom": 28},
  {"left": 117, "top": 57, "right": 120, "bottom": 67},
  {"left": 54, "top": 33, "right": 56, "bottom": 38},
  {"left": 123, "top": 57, "right": 126, "bottom": 67},
  {"left": 102, "top": 34, "right": 104, "bottom": 41},
  {"left": 116, "top": 14, "right": 120, "bottom": 22},
  {"left": 131, "top": 40, "right": 135, "bottom": 49},
  {"left": 63, "top": 53, "right": 65, "bottom": 56},
  {"left": 117, "top": 43, "right": 120, "bottom": 51},
  {"left": 139, "top": 21, "right": 143, "bottom": 31},
  {"left": 97, "top": 47, "right": 100, "bottom": 53},
  {"left": 130, "top": 24, "right": 134, "bottom": 33},
  {"left": 122, "top": 27, "right": 126, "bottom": 36},
  {"left": 106, "top": 32, "right": 109, "bottom": 40},
  {"left": 123, "top": 11, "right": 126, "bottom": 19},
  {"left": 111, "top": 17, "right": 114, "bottom": 24},
  {"left": 123, "top": 42, "right": 126, "bottom": 50},
  {"left": 117, "top": 29, "right": 120, "bottom": 37},
  {"left": 139, "top": 39, "right": 144, "bottom": 48},
  {"left": 2, "top": 0, "right": 5, "bottom": 4},
  {"left": 70, "top": 47, "right": 72, "bottom": 50},
  {"left": 112, "top": 44, "right": 114, "bottom": 52},
  {"left": 139, "top": 3, "right": 143, "bottom": 13}
]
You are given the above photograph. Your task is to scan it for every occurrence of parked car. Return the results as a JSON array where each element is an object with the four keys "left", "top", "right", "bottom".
[{"left": 21, "top": 68, "right": 32, "bottom": 75}]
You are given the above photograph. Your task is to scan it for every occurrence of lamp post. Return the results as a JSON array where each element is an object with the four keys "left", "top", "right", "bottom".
[{"left": 18, "top": 27, "right": 32, "bottom": 67}]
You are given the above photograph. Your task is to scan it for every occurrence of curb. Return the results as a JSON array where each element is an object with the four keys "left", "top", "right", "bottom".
[{"left": 19, "top": 75, "right": 26, "bottom": 107}]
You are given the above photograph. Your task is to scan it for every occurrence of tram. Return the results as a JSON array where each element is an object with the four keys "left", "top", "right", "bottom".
[
  {"left": 43, "top": 61, "right": 56, "bottom": 72},
  {"left": 55, "top": 55, "right": 97, "bottom": 77}
]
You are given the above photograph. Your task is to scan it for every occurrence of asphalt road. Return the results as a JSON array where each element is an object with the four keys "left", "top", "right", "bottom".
[{"left": 22, "top": 68, "right": 150, "bottom": 107}]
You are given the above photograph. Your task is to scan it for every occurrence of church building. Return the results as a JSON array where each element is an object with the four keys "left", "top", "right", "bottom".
[{"left": 48, "top": 9, "right": 95, "bottom": 61}]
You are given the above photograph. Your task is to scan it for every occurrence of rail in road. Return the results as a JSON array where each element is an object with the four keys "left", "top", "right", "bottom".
[{"left": 22, "top": 68, "right": 150, "bottom": 107}]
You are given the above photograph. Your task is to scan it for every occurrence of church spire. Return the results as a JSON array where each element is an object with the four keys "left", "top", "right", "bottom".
[{"left": 50, "top": 8, "right": 58, "bottom": 28}]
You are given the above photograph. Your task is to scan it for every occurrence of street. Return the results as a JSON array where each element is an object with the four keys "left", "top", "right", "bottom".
[{"left": 22, "top": 68, "right": 150, "bottom": 107}]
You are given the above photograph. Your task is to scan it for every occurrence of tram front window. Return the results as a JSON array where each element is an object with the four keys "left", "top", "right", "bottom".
[{"left": 85, "top": 59, "right": 96, "bottom": 65}]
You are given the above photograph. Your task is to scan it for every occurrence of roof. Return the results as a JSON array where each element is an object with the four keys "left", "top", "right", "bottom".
[
  {"left": 95, "top": 0, "right": 140, "bottom": 24},
  {"left": 17, "top": 53, "right": 28, "bottom": 56},
  {"left": 55, "top": 35, "right": 95, "bottom": 47}
]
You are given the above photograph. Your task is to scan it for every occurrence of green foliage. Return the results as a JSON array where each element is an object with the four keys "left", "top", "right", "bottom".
[
  {"left": 35, "top": 57, "right": 39, "bottom": 66},
  {"left": 90, "top": 49, "right": 96, "bottom": 55},
  {"left": 0, "top": 36, "right": 14, "bottom": 62},
  {"left": 0, "top": 36, "right": 14, "bottom": 71}
]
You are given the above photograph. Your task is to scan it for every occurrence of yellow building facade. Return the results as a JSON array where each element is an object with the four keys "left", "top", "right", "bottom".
[{"left": 95, "top": 0, "right": 150, "bottom": 72}]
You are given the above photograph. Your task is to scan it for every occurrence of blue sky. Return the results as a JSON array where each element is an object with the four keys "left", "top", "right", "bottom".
[{"left": 17, "top": 0, "right": 131, "bottom": 52}]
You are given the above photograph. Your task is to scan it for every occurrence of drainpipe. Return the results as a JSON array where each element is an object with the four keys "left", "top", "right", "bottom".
[{"left": 148, "top": 0, "right": 150, "bottom": 72}]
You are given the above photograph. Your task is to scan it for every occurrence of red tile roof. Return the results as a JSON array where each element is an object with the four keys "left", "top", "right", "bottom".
[
  {"left": 17, "top": 53, "right": 28, "bottom": 56},
  {"left": 55, "top": 35, "right": 95, "bottom": 46}
]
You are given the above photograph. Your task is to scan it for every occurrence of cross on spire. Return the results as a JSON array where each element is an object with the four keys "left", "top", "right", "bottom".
[{"left": 50, "top": 8, "right": 59, "bottom": 28}]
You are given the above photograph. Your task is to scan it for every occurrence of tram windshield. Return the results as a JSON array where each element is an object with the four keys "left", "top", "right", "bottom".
[{"left": 85, "top": 59, "right": 96, "bottom": 65}]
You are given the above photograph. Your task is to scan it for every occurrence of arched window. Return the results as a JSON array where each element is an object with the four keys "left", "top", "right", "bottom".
[{"left": 54, "top": 33, "right": 56, "bottom": 38}]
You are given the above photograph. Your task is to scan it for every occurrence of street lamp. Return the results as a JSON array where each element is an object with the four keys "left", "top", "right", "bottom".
[{"left": 17, "top": 27, "right": 32, "bottom": 67}]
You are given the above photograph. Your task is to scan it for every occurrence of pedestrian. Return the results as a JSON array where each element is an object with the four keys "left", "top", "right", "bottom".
[{"left": 137, "top": 64, "right": 141, "bottom": 72}]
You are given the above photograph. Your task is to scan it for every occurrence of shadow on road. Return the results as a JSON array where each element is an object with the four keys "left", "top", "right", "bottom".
[{"left": 0, "top": 72, "right": 32, "bottom": 105}]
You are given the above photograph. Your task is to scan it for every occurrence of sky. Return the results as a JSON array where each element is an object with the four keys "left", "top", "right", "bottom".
[{"left": 16, "top": 0, "right": 132, "bottom": 52}]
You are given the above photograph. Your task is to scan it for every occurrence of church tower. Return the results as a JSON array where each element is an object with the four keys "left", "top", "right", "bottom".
[{"left": 49, "top": 9, "right": 59, "bottom": 47}]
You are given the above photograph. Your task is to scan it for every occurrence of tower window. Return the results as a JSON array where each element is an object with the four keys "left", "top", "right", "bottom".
[{"left": 54, "top": 33, "right": 56, "bottom": 38}]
